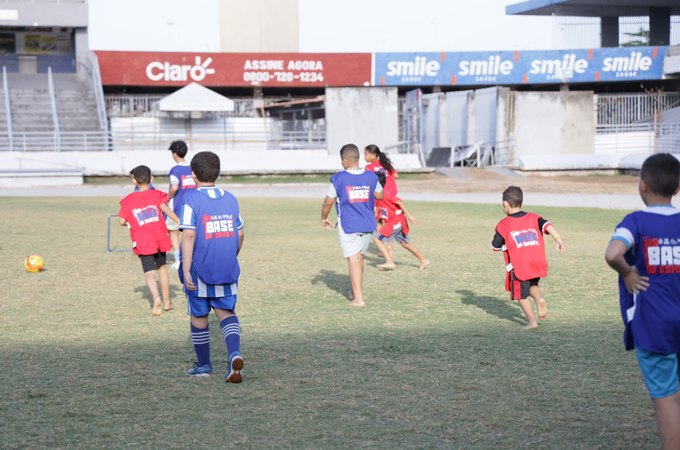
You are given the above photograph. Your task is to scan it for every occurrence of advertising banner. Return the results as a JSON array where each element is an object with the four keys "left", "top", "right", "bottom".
[
  {"left": 374, "top": 46, "right": 667, "bottom": 86},
  {"left": 96, "top": 51, "right": 372, "bottom": 87}
]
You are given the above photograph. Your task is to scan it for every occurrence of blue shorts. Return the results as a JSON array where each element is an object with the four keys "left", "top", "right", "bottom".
[
  {"left": 635, "top": 348, "right": 680, "bottom": 399},
  {"left": 378, "top": 228, "right": 409, "bottom": 244},
  {"left": 185, "top": 284, "right": 238, "bottom": 317}
]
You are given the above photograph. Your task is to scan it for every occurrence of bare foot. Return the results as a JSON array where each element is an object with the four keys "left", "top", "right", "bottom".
[
  {"left": 521, "top": 323, "right": 538, "bottom": 331},
  {"left": 348, "top": 291, "right": 354, "bottom": 301},
  {"left": 419, "top": 259, "right": 431, "bottom": 270},
  {"left": 163, "top": 300, "right": 173, "bottom": 311},
  {"left": 151, "top": 298, "right": 163, "bottom": 317},
  {"left": 349, "top": 299, "right": 366, "bottom": 307},
  {"left": 537, "top": 299, "right": 548, "bottom": 320},
  {"left": 377, "top": 263, "right": 395, "bottom": 270}
]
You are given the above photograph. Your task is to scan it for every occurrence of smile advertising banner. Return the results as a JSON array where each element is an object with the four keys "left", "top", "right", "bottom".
[{"left": 374, "top": 46, "right": 667, "bottom": 87}]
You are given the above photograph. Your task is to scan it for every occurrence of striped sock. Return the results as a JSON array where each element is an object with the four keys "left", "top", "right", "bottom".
[
  {"left": 190, "top": 325, "right": 211, "bottom": 366},
  {"left": 220, "top": 316, "right": 240, "bottom": 359}
]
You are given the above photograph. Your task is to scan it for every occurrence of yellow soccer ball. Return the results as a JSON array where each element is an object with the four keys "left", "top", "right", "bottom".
[{"left": 24, "top": 255, "right": 45, "bottom": 273}]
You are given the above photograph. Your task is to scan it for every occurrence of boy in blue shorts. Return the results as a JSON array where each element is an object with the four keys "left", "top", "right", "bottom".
[
  {"left": 167, "top": 140, "right": 196, "bottom": 269},
  {"left": 605, "top": 153, "right": 680, "bottom": 449},
  {"left": 179, "top": 151, "right": 245, "bottom": 383},
  {"left": 321, "top": 143, "right": 383, "bottom": 307}
]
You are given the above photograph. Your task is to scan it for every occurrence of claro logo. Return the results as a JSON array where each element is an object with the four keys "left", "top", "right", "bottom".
[{"left": 146, "top": 56, "right": 216, "bottom": 82}]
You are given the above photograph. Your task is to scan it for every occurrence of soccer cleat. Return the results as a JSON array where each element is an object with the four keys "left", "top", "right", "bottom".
[
  {"left": 187, "top": 362, "right": 213, "bottom": 377},
  {"left": 225, "top": 354, "right": 244, "bottom": 383}
]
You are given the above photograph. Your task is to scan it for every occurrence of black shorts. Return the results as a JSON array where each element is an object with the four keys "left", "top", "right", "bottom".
[
  {"left": 510, "top": 274, "right": 540, "bottom": 300},
  {"left": 139, "top": 252, "right": 167, "bottom": 273}
]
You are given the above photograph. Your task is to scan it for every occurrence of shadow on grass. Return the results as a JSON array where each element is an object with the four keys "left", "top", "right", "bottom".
[
  {"left": 457, "top": 289, "right": 526, "bottom": 325},
  {"left": 311, "top": 269, "right": 349, "bottom": 299},
  {"left": 134, "top": 284, "right": 183, "bottom": 307}
]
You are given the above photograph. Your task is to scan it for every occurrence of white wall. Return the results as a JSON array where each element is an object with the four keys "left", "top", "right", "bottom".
[{"left": 325, "top": 87, "right": 399, "bottom": 156}]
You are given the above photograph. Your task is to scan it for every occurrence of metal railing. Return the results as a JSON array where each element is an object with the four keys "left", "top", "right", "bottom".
[
  {"left": 83, "top": 52, "right": 108, "bottom": 130},
  {"left": 47, "top": 67, "right": 60, "bottom": 151},
  {"left": 595, "top": 122, "right": 680, "bottom": 155},
  {"left": 105, "top": 95, "right": 258, "bottom": 118},
  {"left": 597, "top": 92, "right": 680, "bottom": 125},
  {"left": 0, "top": 129, "right": 327, "bottom": 152},
  {"left": 2, "top": 66, "right": 12, "bottom": 150}
]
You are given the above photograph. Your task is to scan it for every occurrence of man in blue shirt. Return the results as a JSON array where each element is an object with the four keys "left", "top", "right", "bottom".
[
  {"left": 179, "top": 151, "right": 245, "bottom": 383},
  {"left": 605, "top": 153, "right": 680, "bottom": 449},
  {"left": 321, "top": 144, "right": 383, "bottom": 307}
]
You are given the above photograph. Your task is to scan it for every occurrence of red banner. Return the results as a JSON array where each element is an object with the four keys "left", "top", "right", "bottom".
[{"left": 96, "top": 51, "right": 372, "bottom": 87}]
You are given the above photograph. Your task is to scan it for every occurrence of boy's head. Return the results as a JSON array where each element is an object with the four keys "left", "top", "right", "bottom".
[
  {"left": 130, "top": 165, "right": 152, "bottom": 185},
  {"left": 640, "top": 153, "right": 680, "bottom": 198},
  {"left": 502, "top": 185, "right": 523, "bottom": 213},
  {"left": 340, "top": 144, "right": 360, "bottom": 169},
  {"left": 190, "top": 151, "right": 220, "bottom": 183},
  {"left": 169, "top": 140, "right": 188, "bottom": 158}
]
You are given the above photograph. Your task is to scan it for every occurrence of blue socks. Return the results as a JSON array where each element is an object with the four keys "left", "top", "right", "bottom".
[
  {"left": 190, "top": 324, "right": 211, "bottom": 367},
  {"left": 220, "top": 316, "right": 241, "bottom": 360}
]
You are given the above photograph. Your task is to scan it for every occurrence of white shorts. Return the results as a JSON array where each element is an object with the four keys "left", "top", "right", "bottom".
[
  {"left": 338, "top": 223, "right": 374, "bottom": 258},
  {"left": 165, "top": 215, "right": 180, "bottom": 231}
]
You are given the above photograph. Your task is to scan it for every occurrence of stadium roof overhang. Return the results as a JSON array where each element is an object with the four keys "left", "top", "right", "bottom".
[
  {"left": 158, "top": 82, "right": 234, "bottom": 112},
  {"left": 506, "top": 0, "right": 680, "bottom": 17}
]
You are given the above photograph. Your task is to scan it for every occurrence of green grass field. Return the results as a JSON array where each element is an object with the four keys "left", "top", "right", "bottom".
[{"left": 0, "top": 195, "right": 659, "bottom": 449}]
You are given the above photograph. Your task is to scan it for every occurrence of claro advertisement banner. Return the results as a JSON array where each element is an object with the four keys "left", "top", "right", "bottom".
[
  {"left": 374, "top": 46, "right": 667, "bottom": 86},
  {"left": 96, "top": 51, "right": 372, "bottom": 87}
]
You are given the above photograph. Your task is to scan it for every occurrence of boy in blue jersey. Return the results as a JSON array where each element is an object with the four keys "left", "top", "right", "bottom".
[
  {"left": 605, "top": 153, "right": 680, "bottom": 449},
  {"left": 321, "top": 144, "right": 383, "bottom": 307},
  {"left": 167, "top": 140, "right": 196, "bottom": 269},
  {"left": 179, "top": 151, "right": 245, "bottom": 383}
]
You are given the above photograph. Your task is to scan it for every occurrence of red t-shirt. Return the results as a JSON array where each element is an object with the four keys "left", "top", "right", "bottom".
[
  {"left": 118, "top": 189, "right": 172, "bottom": 256},
  {"left": 376, "top": 190, "right": 409, "bottom": 237},
  {"left": 495, "top": 212, "right": 548, "bottom": 281},
  {"left": 366, "top": 161, "right": 399, "bottom": 195}
]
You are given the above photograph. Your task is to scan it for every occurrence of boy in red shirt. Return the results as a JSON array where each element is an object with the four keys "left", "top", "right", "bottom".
[
  {"left": 119, "top": 165, "right": 180, "bottom": 316},
  {"left": 492, "top": 186, "right": 565, "bottom": 330}
]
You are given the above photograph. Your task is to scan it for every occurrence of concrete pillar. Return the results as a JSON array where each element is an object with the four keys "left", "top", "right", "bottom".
[
  {"left": 601, "top": 16, "right": 619, "bottom": 48},
  {"left": 649, "top": 7, "right": 671, "bottom": 46}
]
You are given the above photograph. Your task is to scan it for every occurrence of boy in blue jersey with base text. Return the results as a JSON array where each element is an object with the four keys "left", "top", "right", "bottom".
[
  {"left": 605, "top": 153, "right": 680, "bottom": 450},
  {"left": 321, "top": 144, "right": 383, "bottom": 307},
  {"left": 179, "top": 151, "right": 245, "bottom": 383}
]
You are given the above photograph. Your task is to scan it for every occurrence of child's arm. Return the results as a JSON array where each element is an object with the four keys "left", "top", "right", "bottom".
[
  {"left": 544, "top": 224, "right": 565, "bottom": 253},
  {"left": 119, "top": 217, "right": 127, "bottom": 226},
  {"left": 160, "top": 203, "right": 180, "bottom": 224},
  {"left": 605, "top": 239, "right": 649, "bottom": 294},
  {"left": 321, "top": 196, "right": 336, "bottom": 229},
  {"left": 181, "top": 229, "right": 197, "bottom": 291},
  {"left": 237, "top": 229, "right": 245, "bottom": 255},
  {"left": 167, "top": 183, "right": 179, "bottom": 201},
  {"left": 395, "top": 198, "right": 418, "bottom": 224}
]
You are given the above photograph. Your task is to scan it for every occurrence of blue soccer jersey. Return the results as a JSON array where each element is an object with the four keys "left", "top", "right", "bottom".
[
  {"left": 328, "top": 169, "right": 381, "bottom": 234},
  {"left": 611, "top": 206, "right": 680, "bottom": 353},
  {"left": 168, "top": 163, "right": 196, "bottom": 215},
  {"left": 179, "top": 187, "right": 243, "bottom": 287}
]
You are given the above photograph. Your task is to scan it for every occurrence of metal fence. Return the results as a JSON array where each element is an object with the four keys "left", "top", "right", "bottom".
[
  {"left": 105, "top": 95, "right": 259, "bottom": 118},
  {"left": 596, "top": 92, "right": 680, "bottom": 125},
  {"left": 0, "top": 129, "right": 326, "bottom": 152},
  {"left": 595, "top": 122, "right": 680, "bottom": 155}
]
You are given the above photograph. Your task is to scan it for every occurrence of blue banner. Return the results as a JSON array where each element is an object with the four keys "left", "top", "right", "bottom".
[{"left": 374, "top": 46, "right": 667, "bottom": 86}]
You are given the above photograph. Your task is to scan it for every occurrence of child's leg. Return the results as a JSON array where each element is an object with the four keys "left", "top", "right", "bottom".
[
  {"left": 189, "top": 314, "right": 211, "bottom": 372},
  {"left": 157, "top": 264, "right": 173, "bottom": 310},
  {"left": 215, "top": 308, "right": 243, "bottom": 383},
  {"left": 374, "top": 237, "right": 395, "bottom": 269},
  {"left": 347, "top": 252, "right": 365, "bottom": 306},
  {"left": 529, "top": 284, "right": 548, "bottom": 319},
  {"left": 143, "top": 269, "right": 163, "bottom": 316},
  {"left": 170, "top": 230, "right": 180, "bottom": 268},
  {"left": 653, "top": 392, "right": 680, "bottom": 450},
  {"left": 517, "top": 298, "right": 538, "bottom": 330},
  {"left": 399, "top": 241, "right": 430, "bottom": 270}
]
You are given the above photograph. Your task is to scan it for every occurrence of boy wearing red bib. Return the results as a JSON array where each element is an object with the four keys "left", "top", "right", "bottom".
[{"left": 492, "top": 186, "right": 565, "bottom": 330}]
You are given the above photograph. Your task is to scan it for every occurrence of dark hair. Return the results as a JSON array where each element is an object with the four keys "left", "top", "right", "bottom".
[
  {"left": 340, "top": 143, "right": 359, "bottom": 161},
  {"left": 376, "top": 170, "right": 387, "bottom": 187},
  {"left": 502, "top": 185, "right": 523, "bottom": 208},
  {"left": 130, "top": 165, "right": 152, "bottom": 184},
  {"left": 365, "top": 144, "right": 395, "bottom": 175},
  {"left": 169, "top": 140, "right": 188, "bottom": 157},
  {"left": 191, "top": 151, "right": 220, "bottom": 183},
  {"left": 641, "top": 153, "right": 680, "bottom": 197}
]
